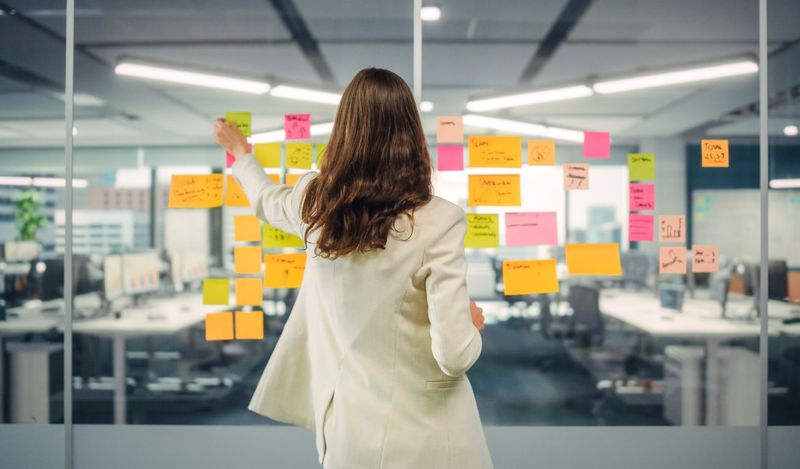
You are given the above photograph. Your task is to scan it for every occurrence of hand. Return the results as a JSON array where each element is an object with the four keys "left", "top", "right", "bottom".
[
  {"left": 470, "top": 300, "right": 485, "bottom": 332},
  {"left": 214, "top": 118, "right": 249, "bottom": 159}
]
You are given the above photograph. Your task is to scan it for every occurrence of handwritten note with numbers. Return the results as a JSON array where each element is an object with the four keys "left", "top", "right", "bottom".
[
  {"left": 468, "top": 136, "right": 522, "bottom": 168},
  {"left": 467, "top": 174, "right": 521, "bottom": 206},
  {"left": 691, "top": 245, "right": 719, "bottom": 273},
  {"left": 527, "top": 140, "right": 555, "bottom": 166},
  {"left": 629, "top": 183, "right": 655, "bottom": 210},
  {"left": 286, "top": 143, "right": 312, "bottom": 169},
  {"left": 628, "top": 153, "right": 655, "bottom": 181},
  {"left": 465, "top": 214, "right": 500, "bottom": 248},
  {"left": 701, "top": 139, "right": 729, "bottom": 168},
  {"left": 436, "top": 116, "right": 464, "bottom": 143},
  {"left": 284, "top": 114, "right": 310, "bottom": 140},
  {"left": 629, "top": 213, "right": 654, "bottom": 242},
  {"left": 264, "top": 253, "right": 307, "bottom": 288},
  {"left": 502, "top": 259, "right": 560, "bottom": 295},
  {"left": 168, "top": 174, "right": 223, "bottom": 208},
  {"left": 563, "top": 163, "right": 589, "bottom": 190},
  {"left": 505, "top": 212, "right": 558, "bottom": 246},
  {"left": 660, "top": 246, "right": 687, "bottom": 274},
  {"left": 659, "top": 215, "right": 686, "bottom": 243}
]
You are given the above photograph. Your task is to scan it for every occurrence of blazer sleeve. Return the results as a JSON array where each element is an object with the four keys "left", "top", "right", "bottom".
[
  {"left": 421, "top": 209, "right": 482, "bottom": 377},
  {"left": 231, "top": 154, "right": 316, "bottom": 237}
]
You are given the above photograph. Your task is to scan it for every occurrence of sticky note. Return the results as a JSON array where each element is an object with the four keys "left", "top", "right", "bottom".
[
  {"left": 224, "top": 175, "right": 250, "bottom": 207},
  {"left": 285, "top": 114, "right": 311, "bottom": 140},
  {"left": 168, "top": 174, "right": 223, "bottom": 208},
  {"left": 583, "top": 131, "right": 610, "bottom": 159},
  {"left": 235, "top": 277, "right": 262, "bottom": 306},
  {"left": 205, "top": 312, "right": 234, "bottom": 341},
  {"left": 263, "top": 224, "right": 304, "bottom": 248},
  {"left": 692, "top": 245, "right": 719, "bottom": 273},
  {"left": 316, "top": 143, "right": 328, "bottom": 167},
  {"left": 503, "top": 259, "right": 559, "bottom": 295},
  {"left": 659, "top": 215, "right": 686, "bottom": 242},
  {"left": 628, "top": 153, "right": 655, "bottom": 181},
  {"left": 235, "top": 311, "right": 264, "bottom": 340},
  {"left": 202, "top": 279, "right": 229, "bottom": 305},
  {"left": 465, "top": 214, "right": 499, "bottom": 248},
  {"left": 660, "top": 246, "right": 687, "bottom": 274},
  {"left": 436, "top": 116, "right": 464, "bottom": 143},
  {"left": 527, "top": 140, "right": 555, "bottom": 166},
  {"left": 286, "top": 143, "right": 312, "bottom": 169},
  {"left": 267, "top": 173, "right": 280, "bottom": 184},
  {"left": 287, "top": 173, "right": 305, "bottom": 187},
  {"left": 630, "top": 183, "right": 655, "bottom": 210},
  {"left": 234, "top": 215, "right": 261, "bottom": 241},
  {"left": 467, "top": 174, "right": 521, "bottom": 206},
  {"left": 565, "top": 243, "right": 622, "bottom": 276},
  {"left": 254, "top": 143, "right": 281, "bottom": 168},
  {"left": 264, "top": 253, "right": 307, "bottom": 288},
  {"left": 629, "top": 213, "right": 654, "bottom": 242},
  {"left": 564, "top": 163, "right": 589, "bottom": 190},
  {"left": 234, "top": 246, "right": 262, "bottom": 274},
  {"left": 468, "top": 136, "right": 522, "bottom": 168},
  {"left": 437, "top": 145, "right": 464, "bottom": 171},
  {"left": 505, "top": 212, "right": 557, "bottom": 246},
  {"left": 226, "top": 143, "right": 253, "bottom": 168},
  {"left": 701, "top": 139, "right": 729, "bottom": 168},
  {"left": 226, "top": 112, "right": 251, "bottom": 137}
]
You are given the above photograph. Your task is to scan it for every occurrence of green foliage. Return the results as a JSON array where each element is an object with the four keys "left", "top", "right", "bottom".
[{"left": 13, "top": 190, "right": 47, "bottom": 242}]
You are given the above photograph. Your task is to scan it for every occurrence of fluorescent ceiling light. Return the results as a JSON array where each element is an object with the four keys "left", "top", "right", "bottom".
[
  {"left": 463, "top": 114, "right": 584, "bottom": 143},
  {"left": 0, "top": 176, "right": 33, "bottom": 186},
  {"left": 769, "top": 178, "right": 800, "bottom": 189},
  {"left": 783, "top": 125, "right": 798, "bottom": 137},
  {"left": 466, "top": 85, "right": 593, "bottom": 112},
  {"left": 270, "top": 85, "right": 341, "bottom": 105},
  {"left": 249, "top": 121, "right": 334, "bottom": 143},
  {"left": 420, "top": 6, "right": 441, "bottom": 21},
  {"left": 53, "top": 92, "right": 106, "bottom": 107},
  {"left": 114, "top": 60, "right": 271, "bottom": 95},
  {"left": 593, "top": 60, "right": 758, "bottom": 94},
  {"left": 420, "top": 101, "right": 434, "bottom": 113},
  {"left": 0, "top": 176, "right": 88, "bottom": 188}
]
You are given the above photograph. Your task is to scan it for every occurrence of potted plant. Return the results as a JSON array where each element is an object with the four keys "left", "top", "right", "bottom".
[{"left": 13, "top": 190, "right": 47, "bottom": 242}]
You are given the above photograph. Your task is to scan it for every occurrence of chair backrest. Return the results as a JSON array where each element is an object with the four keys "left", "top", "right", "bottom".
[{"left": 568, "top": 285, "right": 604, "bottom": 344}]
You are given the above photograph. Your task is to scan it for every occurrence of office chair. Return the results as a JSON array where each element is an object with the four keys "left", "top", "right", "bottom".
[{"left": 568, "top": 285, "right": 604, "bottom": 348}]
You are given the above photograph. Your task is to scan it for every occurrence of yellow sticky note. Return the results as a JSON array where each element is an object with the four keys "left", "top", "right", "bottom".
[
  {"left": 316, "top": 143, "right": 328, "bottom": 168},
  {"left": 264, "top": 253, "right": 307, "bottom": 288},
  {"left": 267, "top": 173, "right": 280, "bottom": 184},
  {"left": 234, "top": 246, "right": 262, "bottom": 274},
  {"left": 168, "top": 174, "right": 223, "bottom": 208},
  {"left": 503, "top": 259, "right": 559, "bottom": 295},
  {"left": 235, "top": 311, "right": 264, "bottom": 340},
  {"left": 262, "top": 224, "right": 304, "bottom": 248},
  {"left": 225, "top": 112, "right": 251, "bottom": 137},
  {"left": 701, "top": 139, "right": 729, "bottom": 168},
  {"left": 528, "top": 140, "right": 555, "bottom": 166},
  {"left": 224, "top": 175, "right": 250, "bottom": 207},
  {"left": 205, "top": 312, "right": 234, "bottom": 341},
  {"left": 234, "top": 215, "right": 261, "bottom": 242},
  {"left": 235, "top": 277, "right": 262, "bottom": 306},
  {"left": 565, "top": 243, "right": 622, "bottom": 276},
  {"left": 202, "top": 279, "right": 229, "bottom": 305},
  {"left": 628, "top": 153, "right": 655, "bottom": 181},
  {"left": 467, "top": 174, "right": 521, "bottom": 206},
  {"left": 254, "top": 143, "right": 281, "bottom": 168},
  {"left": 286, "top": 143, "right": 312, "bottom": 169},
  {"left": 468, "top": 136, "right": 522, "bottom": 168},
  {"left": 286, "top": 173, "right": 304, "bottom": 187},
  {"left": 465, "top": 214, "right": 499, "bottom": 248}
]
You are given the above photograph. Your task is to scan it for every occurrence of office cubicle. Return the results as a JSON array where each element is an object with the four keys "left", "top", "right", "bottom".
[{"left": 0, "top": 0, "right": 798, "bottom": 468}]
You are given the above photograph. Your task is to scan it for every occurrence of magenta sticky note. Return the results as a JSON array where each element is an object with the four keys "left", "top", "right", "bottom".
[
  {"left": 629, "top": 183, "right": 655, "bottom": 210},
  {"left": 437, "top": 145, "right": 464, "bottom": 171},
  {"left": 285, "top": 114, "right": 311, "bottom": 140},
  {"left": 225, "top": 143, "right": 252, "bottom": 168},
  {"left": 629, "top": 213, "right": 654, "bottom": 242},
  {"left": 505, "top": 212, "right": 558, "bottom": 246},
  {"left": 583, "top": 131, "right": 610, "bottom": 159}
]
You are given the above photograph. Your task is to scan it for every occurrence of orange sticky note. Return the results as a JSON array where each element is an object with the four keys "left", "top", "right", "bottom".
[
  {"left": 205, "top": 312, "right": 234, "bottom": 341},
  {"left": 254, "top": 143, "right": 281, "bottom": 168},
  {"left": 267, "top": 173, "right": 280, "bottom": 184},
  {"left": 286, "top": 173, "right": 305, "bottom": 187},
  {"left": 468, "top": 136, "right": 522, "bottom": 168},
  {"left": 234, "top": 246, "right": 262, "bottom": 274},
  {"left": 224, "top": 175, "right": 250, "bottom": 207},
  {"left": 235, "top": 277, "right": 262, "bottom": 306},
  {"left": 528, "top": 140, "right": 555, "bottom": 166},
  {"left": 168, "top": 174, "right": 223, "bottom": 208},
  {"left": 234, "top": 215, "right": 261, "bottom": 241},
  {"left": 502, "top": 259, "right": 559, "bottom": 295},
  {"left": 436, "top": 116, "right": 464, "bottom": 143},
  {"left": 286, "top": 143, "right": 312, "bottom": 169},
  {"left": 264, "top": 253, "right": 307, "bottom": 288},
  {"left": 701, "top": 139, "right": 729, "bottom": 168},
  {"left": 660, "top": 246, "right": 687, "bottom": 274},
  {"left": 467, "top": 174, "right": 521, "bottom": 206},
  {"left": 659, "top": 215, "right": 686, "bottom": 242},
  {"left": 565, "top": 243, "right": 622, "bottom": 276},
  {"left": 564, "top": 164, "right": 589, "bottom": 190},
  {"left": 691, "top": 245, "right": 719, "bottom": 273},
  {"left": 234, "top": 311, "right": 264, "bottom": 340}
]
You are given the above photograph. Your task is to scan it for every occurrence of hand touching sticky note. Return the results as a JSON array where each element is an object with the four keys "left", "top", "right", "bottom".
[
  {"left": 225, "top": 112, "right": 251, "bottom": 137},
  {"left": 659, "top": 215, "right": 685, "bottom": 243},
  {"left": 629, "top": 213, "right": 654, "bottom": 242},
  {"left": 565, "top": 243, "right": 622, "bottom": 276},
  {"left": 168, "top": 174, "right": 223, "bottom": 208},
  {"left": 628, "top": 153, "right": 655, "bottom": 181},
  {"left": 505, "top": 212, "right": 557, "bottom": 246},
  {"left": 691, "top": 245, "right": 719, "bottom": 273},
  {"left": 503, "top": 259, "right": 559, "bottom": 295},
  {"left": 436, "top": 116, "right": 464, "bottom": 143},
  {"left": 264, "top": 253, "right": 307, "bottom": 288},
  {"left": 285, "top": 114, "right": 311, "bottom": 140},
  {"left": 467, "top": 174, "right": 521, "bottom": 206},
  {"left": 660, "top": 246, "right": 687, "bottom": 274},
  {"left": 468, "top": 136, "right": 522, "bottom": 168},
  {"left": 286, "top": 143, "right": 312, "bottom": 169},
  {"left": 583, "top": 131, "right": 610, "bottom": 159},
  {"left": 564, "top": 164, "right": 589, "bottom": 190},
  {"left": 528, "top": 140, "right": 555, "bottom": 166},
  {"left": 629, "top": 183, "right": 655, "bottom": 210},
  {"left": 437, "top": 145, "right": 464, "bottom": 171},
  {"left": 701, "top": 139, "right": 729, "bottom": 168},
  {"left": 465, "top": 214, "right": 499, "bottom": 248}
]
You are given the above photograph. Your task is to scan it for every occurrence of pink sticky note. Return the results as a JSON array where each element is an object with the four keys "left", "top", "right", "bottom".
[
  {"left": 437, "top": 145, "right": 464, "bottom": 171},
  {"left": 660, "top": 246, "right": 687, "bottom": 274},
  {"left": 629, "top": 183, "right": 655, "bottom": 210},
  {"left": 505, "top": 212, "right": 558, "bottom": 246},
  {"left": 226, "top": 143, "right": 253, "bottom": 168},
  {"left": 583, "top": 131, "right": 610, "bottom": 159},
  {"left": 285, "top": 114, "right": 311, "bottom": 140},
  {"left": 692, "top": 245, "right": 719, "bottom": 273},
  {"left": 629, "top": 213, "right": 654, "bottom": 242}
]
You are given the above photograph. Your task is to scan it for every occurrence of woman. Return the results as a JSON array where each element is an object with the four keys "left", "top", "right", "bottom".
[{"left": 215, "top": 68, "right": 492, "bottom": 469}]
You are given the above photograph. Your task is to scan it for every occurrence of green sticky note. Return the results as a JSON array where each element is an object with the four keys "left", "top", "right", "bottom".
[
  {"left": 263, "top": 224, "right": 305, "bottom": 248},
  {"left": 316, "top": 143, "right": 328, "bottom": 168},
  {"left": 628, "top": 153, "right": 655, "bottom": 181},
  {"left": 254, "top": 143, "right": 281, "bottom": 168},
  {"left": 202, "top": 279, "right": 230, "bottom": 305},
  {"left": 226, "top": 112, "right": 251, "bottom": 137},
  {"left": 465, "top": 214, "right": 500, "bottom": 248}
]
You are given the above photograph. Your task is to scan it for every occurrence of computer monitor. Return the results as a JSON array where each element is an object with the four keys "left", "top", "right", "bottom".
[
  {"left": 121, "top": 251, "right": 161, "bottom": 295},
  {"left": 29, "top": 254, "right": 93, "bottom": 301},
  {"left": 102, "top": 255, "right": 124, "bottom": 301},
  {"left": 768, "top": 260, "right": 789, "bottom": 301}
]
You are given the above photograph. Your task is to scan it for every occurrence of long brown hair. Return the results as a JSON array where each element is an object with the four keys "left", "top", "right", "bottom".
[{"left": 301, "top": 68, "right": 433, "bottom": 259}]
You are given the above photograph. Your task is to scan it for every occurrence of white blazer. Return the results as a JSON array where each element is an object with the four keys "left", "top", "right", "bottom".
[{"left": 233, "top": 155, "right": 493, "bottom": 469}]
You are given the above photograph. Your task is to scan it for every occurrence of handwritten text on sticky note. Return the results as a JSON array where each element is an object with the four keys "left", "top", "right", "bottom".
[
  {"left": 583, "top": 131, "right": 610, "bottom": 159},
  {"left": 465, "top": 214, "right": 499, "bottom": 248},
  {"left": 691, "top": 245, "right": 719, "bottom": 273},
  {"left": 468, "top": 174, "right": 521, "bottom": 206},
  {"left": 505, "top": 212, "right": 557, "bottom": 246},
  {"left": 286, "top": 143, "right": 312, "bottom": 169},
  {"left": 503, "top": 259, "right": 559, "bottom": 295},
  {"left": 437, "top": 145, "right": 464, "bottom": 171},
  {"left": 226, "top": 112, "right": 251, "bottom": 137},
  {"left": 565, "top": 243, "right": 622, "bottom": 276},
  {"left": 468, "top": 136, "right": 522, "bottom": 168},
  {"left": 628, "top": 153, "right": 655, "bottom": 181},
  {"left": 564, "top": 163, "right": 589, "bottom": 190},
  {"left": 437, "top": 116, "right": 464, "bottom": 143},
  {"left": 659, "top": 215, "right": 686, "bottom": 243},
  {"left": 701, "top": 139, "right": 729, "bottom": 168},
  {"left": 660, "top": 247, "right": 687, "bottom": 274},
  {"left": 263, "top": 224, "right": 304, "bottom": 248},
  {"left": 168, "top": 174, "right": 223, "bottom": 208},
  {"left": 285, "top": 114, "right": 310, "bottom": 140},
  {"left": 264, "top": 253, "right": 307, "bottom": 288},
  {"left": 528, "top": 140, "right": 555, "bottom": 165},
  {"left": 630, "top": 183, "right": 655, "bottom": 210},
  {"left": 629, "top": 213, "right": 654, "bottom": 242}
]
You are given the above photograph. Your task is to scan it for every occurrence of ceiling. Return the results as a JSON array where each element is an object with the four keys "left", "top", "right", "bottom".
[{"left": 0, "top": 0, "right": 798, "bottom": 148}]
